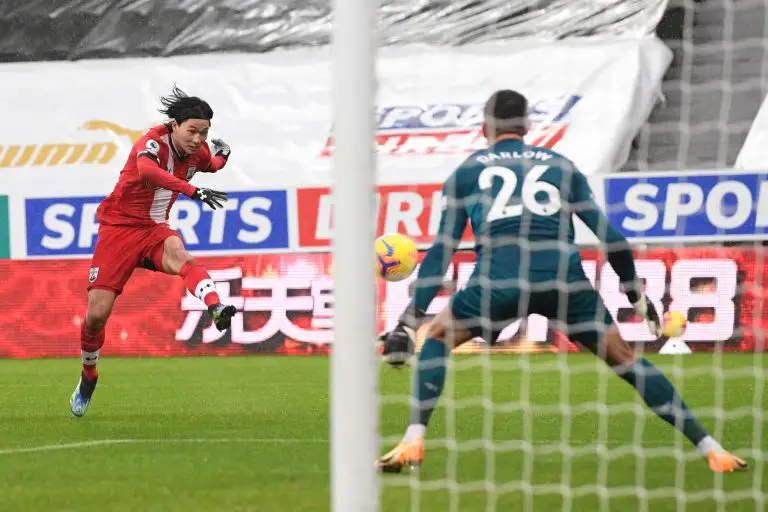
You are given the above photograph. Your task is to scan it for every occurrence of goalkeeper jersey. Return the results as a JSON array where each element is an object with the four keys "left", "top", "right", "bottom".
[{"left": 413, "top": 137, "right": 629, "bottom": 312}]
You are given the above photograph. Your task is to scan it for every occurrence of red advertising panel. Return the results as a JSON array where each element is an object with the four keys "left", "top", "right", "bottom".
[
  {"left": 296, "top": 184, "right": 472, "bottom": 249},
  {"left": 0, "top": 247, "right": 765, "bottom": 358}
]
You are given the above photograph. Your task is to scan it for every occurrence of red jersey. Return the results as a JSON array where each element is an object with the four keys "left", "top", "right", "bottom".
[{"left": 97, "top": 124, "right": 219, "bottom": 226}]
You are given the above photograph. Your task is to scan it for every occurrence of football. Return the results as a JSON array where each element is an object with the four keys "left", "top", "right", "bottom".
[
  {"left": 663, "top": 310, "right": 688, "bottom": 338},
  {"left": 375, "top": 233, "right": 418, "bottom": 282}
]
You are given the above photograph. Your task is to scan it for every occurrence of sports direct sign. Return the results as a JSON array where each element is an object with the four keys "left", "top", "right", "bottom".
[
  {"left": 321, "top": 96, "right": 581, "bottom": 157},
  {"left": 604, "top": 170, "right": 768, "bottom": 242},
  {"left": 0, "top": 247, "right": 763, "bottom": 358},
  {"left": 296, "top": 184, "right": 471, "bottom": 248},
  {"left": 14, "top": 169, "right": 768, "bottom": 259},
  {"left": 24, "top": 191, "right": 290, "bottom": 257}
]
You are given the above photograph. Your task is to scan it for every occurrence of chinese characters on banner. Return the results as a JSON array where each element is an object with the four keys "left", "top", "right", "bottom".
[{"left": 0, "top": 247, "right": 765, "bottom": 358}]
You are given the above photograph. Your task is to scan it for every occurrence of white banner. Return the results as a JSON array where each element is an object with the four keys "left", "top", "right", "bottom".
[
  {"left": 736, "top": 93, "right": 768, "bottom": 170},
  {"left": 0, "top": 37, "right": 674, "bottom": 258},
  {"left": 0, "top": 37, "right": 670, "bottom": 196}
]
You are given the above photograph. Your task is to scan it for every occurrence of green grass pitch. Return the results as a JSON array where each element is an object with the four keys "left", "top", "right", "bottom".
[{"left": 0, "top": 353, "right": 765, "bottom": 511}]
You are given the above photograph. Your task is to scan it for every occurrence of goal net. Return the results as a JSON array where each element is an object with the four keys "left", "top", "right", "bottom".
[{"left": 334, "top": 0, "right": 768, "bottom": 510}]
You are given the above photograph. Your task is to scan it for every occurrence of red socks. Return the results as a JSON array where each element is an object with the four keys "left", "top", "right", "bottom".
[
  {"left": 80, "top": 321, "right": 105, "bottom": 380},
  {"left": 78, "top": 262, "right": 218, "bottom": 382},
  {"left": 179, "top": 261, "right": 220, "bottom": 308}
]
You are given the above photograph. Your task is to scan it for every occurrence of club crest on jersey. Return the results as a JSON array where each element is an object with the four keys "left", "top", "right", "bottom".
[
  {"left": 88, "top": 267, "right": 99, "bottom": 283},
  {"left": 187, "top": 166, "right": 197, "bottom": 180},
  {"left": 146, "top": 139, "right": 160, "bottom": 155}
]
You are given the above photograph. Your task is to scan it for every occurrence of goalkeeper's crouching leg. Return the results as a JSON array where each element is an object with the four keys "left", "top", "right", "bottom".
[
  {"left": 377, "top": 306, "right": 474, "bottom": 473},
  {"left": 601, "top": 328, "right": 748, "bottom": 473}
]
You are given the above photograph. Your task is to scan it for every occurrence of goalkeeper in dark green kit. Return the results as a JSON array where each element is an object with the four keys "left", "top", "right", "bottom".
[{"left": 377, "top": 89, "right": 747, "bottom": 474}]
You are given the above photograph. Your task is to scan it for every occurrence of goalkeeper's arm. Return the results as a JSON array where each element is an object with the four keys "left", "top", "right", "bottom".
[
  {"left": 381, "top": 191, "right": 467, "bottom": 368},
  {"left": 570, "top": 170, "right": 662, "bottom": 334},
  {"left": 400, "top": 180, "right": 468, "bottom": 328},
  {"left": 576, "top": 204, "right": 639, "bottom": 288},
  {"left": 380, "top": 175, "right": 467, "bottom": 368}
]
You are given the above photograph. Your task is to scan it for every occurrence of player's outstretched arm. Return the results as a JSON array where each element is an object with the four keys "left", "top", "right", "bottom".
[
  {"left": 204, "top": 138, "right": 231, "bottom": 172},
  {"left": 137, "top": 153, "right": 228, "bottom": 209},
  {"left": 570, "top": 170, "right": 662, "bottom": 335},
  {"left": 137, "top": 153, "right": 198, "bottom": 197},
  {"left": 382, "top": 176, "right": 467, "bottom": 367}
]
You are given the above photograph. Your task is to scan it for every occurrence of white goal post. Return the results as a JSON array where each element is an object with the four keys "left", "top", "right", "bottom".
[{"left": 330, "top": 0, "right": 380, "bottom": 510}]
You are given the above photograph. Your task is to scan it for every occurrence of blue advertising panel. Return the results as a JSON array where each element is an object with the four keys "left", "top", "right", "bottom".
[
  {"left": 25, "top": 190, "right": 290, "bottom": 256},
  {"left": 603, "top": 171, "right": 768, "bottom": 241}
]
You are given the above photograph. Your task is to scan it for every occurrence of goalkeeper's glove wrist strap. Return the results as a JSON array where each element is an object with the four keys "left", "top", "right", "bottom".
[
  {"left": 622, "top": 280, "right": 644, "bottom": 305},
  {"left": 399, "top": 306, "right": 426, "bottom": 330}
]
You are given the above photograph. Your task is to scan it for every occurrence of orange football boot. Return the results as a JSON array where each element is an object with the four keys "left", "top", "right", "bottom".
[
  {"left": 376, "top": 437, "right": 425, "bottom": 473},
  {"left": 707, "top": 450, "right": 748, "bottom": 473}
]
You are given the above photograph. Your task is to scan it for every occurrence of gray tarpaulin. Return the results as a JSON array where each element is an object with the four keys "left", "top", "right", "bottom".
[
  {"left": 0, "top": 0, "right": 667, "bottom": 62},
  {"left": 5, "top": 0, "right": 763, "bottom": 173}
]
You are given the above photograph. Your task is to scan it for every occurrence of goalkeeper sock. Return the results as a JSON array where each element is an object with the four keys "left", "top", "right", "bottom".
[
  {"left": 80, "top": 321, "right": 105, "bottom": 381},
  {"left": 696, "top": 435, "right": 725, "bottom": 458},
  {"left": 409, "top": 338, "right": 450, "bottom": 428},
  {"left": 179, "top": 261, "right": 220, "bottom": 308},
  {"left": 616, "top": 358, "right": 709, "bottom": 447},
  {"left": 404, "top": 424, "right": 426, "bottom": 443}
]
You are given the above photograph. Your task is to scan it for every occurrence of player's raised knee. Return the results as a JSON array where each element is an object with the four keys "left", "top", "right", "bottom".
[
  {"left": 86, "top": 289, "right": 116, "bottom": 329},
  {"left": 161, "top": 236, "right": 193, "bottom": 275}
]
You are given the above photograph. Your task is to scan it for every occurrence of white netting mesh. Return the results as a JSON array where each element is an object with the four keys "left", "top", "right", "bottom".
[{"left": 376, "top": 1, "right": 767, "bottom": 510}]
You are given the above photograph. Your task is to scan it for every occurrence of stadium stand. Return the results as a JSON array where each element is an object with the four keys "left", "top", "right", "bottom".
[{"left": 627, "top": 0, "right": 768, "bottom": 171}]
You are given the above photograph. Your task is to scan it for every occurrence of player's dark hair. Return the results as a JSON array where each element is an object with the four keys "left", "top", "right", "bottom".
[
  {"left": 484, "top": 89, "right": 528, "bottom": 136},
  {"left": 159, "top": 85, "right": 214, "bottom": 124}
]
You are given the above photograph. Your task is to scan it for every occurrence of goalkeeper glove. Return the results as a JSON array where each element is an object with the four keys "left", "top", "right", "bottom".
[
  {"left": 192, "top": 187, "right": 228, "bottom": 210},
  {"left": 379, "top": 307, "right": 425, "bottom": 369},
  {"left": 623, "top": 282, "right": 662, "bottom": 337},
  {"left": 211, "top": 138, "right": 231, "bottom": 160}
]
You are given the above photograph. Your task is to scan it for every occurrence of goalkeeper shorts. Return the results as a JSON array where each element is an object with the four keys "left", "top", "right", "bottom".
[{"left": 449, "top": 274, "right": 615, "bottom": 350}]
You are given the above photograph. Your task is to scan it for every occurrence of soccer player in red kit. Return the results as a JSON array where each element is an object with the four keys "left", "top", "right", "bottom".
[{"left": 71, "top": 86, "right": 237, "bottom": 417}]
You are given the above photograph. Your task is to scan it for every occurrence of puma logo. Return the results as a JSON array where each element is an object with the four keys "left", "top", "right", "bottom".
[
  {"left": 81, "top": 120, "right": 144, "bottom": 144},
  {"left": 0, "top": 120, "right": 144, "bottom": 169}
]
